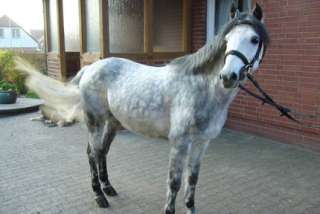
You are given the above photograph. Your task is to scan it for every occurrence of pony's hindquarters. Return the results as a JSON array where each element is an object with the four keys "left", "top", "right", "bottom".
[{"left": 15, "top": 57, "right": 83, "bottom": 123}]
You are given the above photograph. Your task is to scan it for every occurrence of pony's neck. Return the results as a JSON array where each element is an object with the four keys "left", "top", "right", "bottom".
[{"left": 192, "top": 40, "right": 226, "bottom": 75}]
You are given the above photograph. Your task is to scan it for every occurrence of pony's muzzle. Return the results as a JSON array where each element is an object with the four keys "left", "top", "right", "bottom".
[{"left": 220, "top": 72, "right": 238, "bottom": 88}]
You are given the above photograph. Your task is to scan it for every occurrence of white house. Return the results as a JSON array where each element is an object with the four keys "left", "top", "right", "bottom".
[{"left": 0, "top": 15, "right": 39, "bottom": 51}]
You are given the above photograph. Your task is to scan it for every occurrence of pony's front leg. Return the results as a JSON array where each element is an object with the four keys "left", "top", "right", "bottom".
[
  {"left": 184, "top": 141, "right": 210, "bottom": 214},
  {"left": 165, "top": 137, "right": 190, "bottom": 214}
]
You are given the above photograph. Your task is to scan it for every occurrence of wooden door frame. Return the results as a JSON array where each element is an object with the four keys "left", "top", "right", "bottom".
[
  {"left": 57, "top": 0, "right": 67, "bottom": 81},
  {"left": 43, "top": 0, "right": 67, "bottom": 81}
]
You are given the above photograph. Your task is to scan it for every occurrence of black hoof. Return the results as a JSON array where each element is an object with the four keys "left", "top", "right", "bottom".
[
  {"left": 103, "top": 185, "right": 118, "bottom": 196},
  {"left": 165, "top": 208, "right": 175, "bottom": 214},
  {"left": 186, "top": 207, "right": 197, "bottom": 214},
  {"left": 95, "top": 195, "right": 109, "bottom": 208}
]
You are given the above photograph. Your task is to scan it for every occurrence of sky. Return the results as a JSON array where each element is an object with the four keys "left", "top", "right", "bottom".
[{"left": 0, "top": 0, "right": 44, "bottom": 31}]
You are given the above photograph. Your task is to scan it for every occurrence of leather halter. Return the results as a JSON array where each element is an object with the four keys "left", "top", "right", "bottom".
[{"left": 224, "top": 38, "right": 263, "bottom": 80}]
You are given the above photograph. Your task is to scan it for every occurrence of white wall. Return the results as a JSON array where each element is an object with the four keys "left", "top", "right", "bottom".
[{"left": 0, "top": 27, "right": 39, "bottom": 49}]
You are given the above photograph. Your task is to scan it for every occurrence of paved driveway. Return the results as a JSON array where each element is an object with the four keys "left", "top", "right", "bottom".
[{"left": 1, "top": 112, "right": 320, "bottom": 214}]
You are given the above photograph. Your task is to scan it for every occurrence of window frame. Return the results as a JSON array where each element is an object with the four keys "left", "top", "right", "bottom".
[{"left": 80, "top": 0, "right": 192, "bottom": 61}]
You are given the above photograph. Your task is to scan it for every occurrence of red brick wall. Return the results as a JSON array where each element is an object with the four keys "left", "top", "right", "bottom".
[
  {"left": 191, "top": 0, "right": 207, "bottom": 52},
  {"left": 227, "top": 0, "right": 320, "bottom": 151}
]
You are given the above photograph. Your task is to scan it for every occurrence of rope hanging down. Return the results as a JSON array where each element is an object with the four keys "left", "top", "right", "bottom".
[{"left": 239, "top": 73, "right": 320, "bottom": 128}]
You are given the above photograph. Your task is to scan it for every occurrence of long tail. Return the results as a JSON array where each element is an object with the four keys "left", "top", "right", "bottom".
[{"left": 15, "top": 57, "right": 85, "bottom": 123}]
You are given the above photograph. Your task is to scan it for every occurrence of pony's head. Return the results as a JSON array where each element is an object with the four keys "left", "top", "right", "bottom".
[{"left": 219, "top": 3, "right": 269, "bottom": 89}]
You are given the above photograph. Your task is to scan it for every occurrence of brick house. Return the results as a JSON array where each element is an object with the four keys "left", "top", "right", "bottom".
[{"left": 43, "top": 0, "right": 320, "bottom": 150}]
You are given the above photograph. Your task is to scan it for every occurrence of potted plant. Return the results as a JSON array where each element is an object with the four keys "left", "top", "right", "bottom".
[{"left": 0, "top": 80, "right": 18, "bottom": 104}]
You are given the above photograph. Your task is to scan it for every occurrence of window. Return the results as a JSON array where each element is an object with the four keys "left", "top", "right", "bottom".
[
  {"left": 63, "top": 0, "right": 80, "bottom": 51},
  {"left": 108, "top": 0, "right": 144, "bottom": 53},
  {"left": 85, "top": 0, "right": 100, "bottom": 52},
  {"left": 78, "top": 0, "right": 191, "bottom": 57},
  {"left": 105, "top": 0, "right": 188, "bottom": 55},
  {"left": 49, "top": 0, "right": 58, "bottom": 51},
  {"left": 0, "top": 29, "right": 4, "bottom": 38},
  {"left": 11, "top": 29, "right": 20, "bottom": 38},
  {"left": 107, "top": 0, "right": 183, "bottom": 53},
  {"left": 153, "top": 0, "right": 183, "bottom": 52},
  {"left": 207, "top": 0, "right": 251, "bottom": 42}
]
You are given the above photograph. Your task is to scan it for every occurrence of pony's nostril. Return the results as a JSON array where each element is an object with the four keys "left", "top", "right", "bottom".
[
  {"left": 222, "top": 75, "right": 228, "bottom": 82},
  {"left": 230, "top": 72, "right": 238, "bottom": 81}
]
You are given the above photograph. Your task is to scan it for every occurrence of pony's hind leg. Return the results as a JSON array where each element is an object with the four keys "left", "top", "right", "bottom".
[
  {"left": 87, "top": 143, "right": 109, "bottom": 208},
  {"left": 99, "top": 118, "right": 119, "bottom": 196},
  {"left": 85, "top": 111, "right": 119, "bottom": 208}
]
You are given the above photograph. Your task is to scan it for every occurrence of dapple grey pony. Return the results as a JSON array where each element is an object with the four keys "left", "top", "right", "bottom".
[{"left": 17, "top": 4, "right": 269, "bottom": 214}]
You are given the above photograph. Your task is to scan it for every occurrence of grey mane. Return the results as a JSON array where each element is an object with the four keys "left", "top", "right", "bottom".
[{"left": 169, "top": 12, "right": 270, "bottom": 74}]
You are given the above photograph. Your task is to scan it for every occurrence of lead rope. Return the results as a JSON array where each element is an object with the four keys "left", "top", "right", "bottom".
[{"left": 239, "top": 72, "right": 320, "bottom": 129}]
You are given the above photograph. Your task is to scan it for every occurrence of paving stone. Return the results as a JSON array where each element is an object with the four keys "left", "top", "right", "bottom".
[{"left": 1, "top": 112, "right": 320, "bottom": 214}]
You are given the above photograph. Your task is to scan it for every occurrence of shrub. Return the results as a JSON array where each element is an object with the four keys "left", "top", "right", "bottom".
[
  {"left": 0, "top": 80, "right": 18, "bottom": 92},
  {"left": 0, "top": 50, "right": 27, "bottom": 94},
  {"left": 25, "top": 91, "right": 39, "bottom": 99},
  {"left": 0, "top": 50, "right": 14, "bottom": 80},
  {"left": 14, "top": 52, "right": 47, "bottom": 75}
]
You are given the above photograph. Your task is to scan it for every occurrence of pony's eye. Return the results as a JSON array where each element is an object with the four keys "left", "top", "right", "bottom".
[{"left": 251, "top": 36, "right": 259, "bottom": 45}]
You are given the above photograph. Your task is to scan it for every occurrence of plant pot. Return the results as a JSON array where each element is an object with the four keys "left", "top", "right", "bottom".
[{"left": 0, "top": 91, "right": 17, "bottom": 104}]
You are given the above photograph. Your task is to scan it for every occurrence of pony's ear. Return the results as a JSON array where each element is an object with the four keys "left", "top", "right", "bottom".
[
  {"left": 230, "top": 3, "right": 240, "bottom": 19},
  {"left": 252, "top": 3, "right": 263, "bottom": 21}
]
